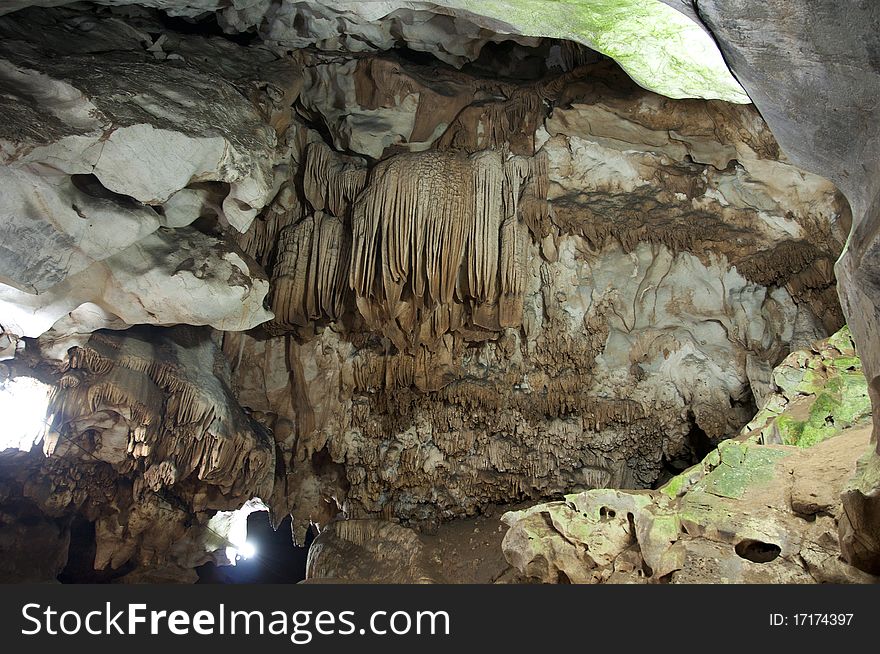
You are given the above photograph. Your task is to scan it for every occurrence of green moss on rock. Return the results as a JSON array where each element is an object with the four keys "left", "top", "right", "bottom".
[
  {"left": 449, "top": 0, "right": 749, "bottom": 102},
  {"left": 742, "top": 326, "right": 871, "bottom": 448},
  {"left": 695, "top": 440, "right": 791, "bottom": 499}
]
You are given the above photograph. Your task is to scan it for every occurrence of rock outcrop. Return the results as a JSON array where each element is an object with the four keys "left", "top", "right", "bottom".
[
  {"left": 0, "top": 1, "right": 877, "bottom": 582},
  {"left": 691, "top": 0, "right": 880, "bottom": 575},
  {"left": 501, "top": 328, "right": 878, "bottom": 584},
  {"left": 0, "top": 6, "right": 294, "bottom": 357},
  {"left": 305, "top": 519, "right": 435, "bottom": 583}
]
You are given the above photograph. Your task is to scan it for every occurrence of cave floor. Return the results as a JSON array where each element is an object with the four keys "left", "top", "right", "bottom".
[{"left": 418, "top": 501, "right": 537, "bottom": 583}]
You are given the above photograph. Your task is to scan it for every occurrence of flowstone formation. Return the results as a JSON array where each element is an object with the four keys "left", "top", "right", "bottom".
[{"left": 0, "top": 1, "right": 877, "bottom": 582}]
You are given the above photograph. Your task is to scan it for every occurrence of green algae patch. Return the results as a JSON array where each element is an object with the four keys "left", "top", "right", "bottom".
[
  {"left": 827, "top": 325, "right": 857, "bottom": 355},
  {"left": 646, "top": 512, "right": 681, "bottom": 544},
  {"left": 658, "top": 448, "right": 720, "bottom": 499},
  {"left": 845, "top": 446, "right": 880, "bottom": 496},
  {"left": 694, "top": 440, "right": 791, "bottom": 500},
  {"left": 741, "top": 326, "right": 871, "bottom": 448},
  {"left": 449, "top": 0, "right": 749, "bottom": 103},
  {"left": 659, "top": 470, "right": 687, "bottom": 499}
]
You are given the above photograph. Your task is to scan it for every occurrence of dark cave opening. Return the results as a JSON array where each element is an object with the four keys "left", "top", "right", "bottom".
[
  {"left": 653, "top": 419, "right": 716, "bottom": 489},
  {"left": 153, "top": 12, "right": 258, "bottom": 46},
  {"left": 687, "top": 422, "right": 715, "bottom": 462},
  {"left": 196, "top": 512, "right": 315, "bottom": 584},
  {"left": 71, "top": 173, "right": 142, "bottom": 207},
  {"left": 57, "top": 515, "right": 135, "bottom": 583},
  {"left": 392, "top": 45, "right": 441, "bottom": 67}
]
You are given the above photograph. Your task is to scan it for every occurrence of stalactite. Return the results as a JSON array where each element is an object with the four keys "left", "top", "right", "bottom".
[
  {"left": 347, "top": 148, "right": 542, "bottom": 350},
  {"left": 499, "top": 214, "right": 529, "bottom": 328},
  {"left": 503, "top": 155, "right": 531, "bottom": 218},
  {"left": 86, "top": 367, "right": 163, "bottom": 430},
  {"left": 464, "top": 150, "right": 503, "bottom": 304},
  {"left": 235, "top": 188, "right": 301, "bottom": 268},
  {"left": 436, "top": 89, "right": 544, "bottom": 155},
  {"left": 519, "top": 149, "right": 550, "bottom": 239},
  {"left": 351, "top": 150, "right": 471, "bottom": 333},
  {"left": 47, "top": 329, "right": 274, "bottom": 506},
  {"left": 270, "top": 211, "right": 351, "bottom": 328},
  {"left": 303, "top": 141, "right": 368, "bottom": 218}
]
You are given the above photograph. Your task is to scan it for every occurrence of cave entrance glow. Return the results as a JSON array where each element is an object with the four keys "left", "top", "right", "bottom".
[
  {"left": 205, "top": 497, "right": 266, "bottom": 564},
  {"left": 198, "top": 512, "right": 314, "bottom": 584},
  {"left": 0, "top": 376, "right": 51, "bottom": 452}
]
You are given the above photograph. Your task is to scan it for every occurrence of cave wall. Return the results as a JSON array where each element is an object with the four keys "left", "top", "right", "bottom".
[
  {"left": 224, "top": 48, "right": 847, "bottom": 532},
  {"left": 691, "top": 0, "right": 880, "bottom": 579}
]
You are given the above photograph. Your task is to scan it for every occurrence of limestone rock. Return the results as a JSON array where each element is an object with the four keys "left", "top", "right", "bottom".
[
  {"left": 838, "top": 451, "right": 880, "bottom": 575},
  {"left": 0, "top": 20, "right": 277, "bottom": 257},
  {"left": 690, "top": 0, "right": 880, "bottom": 577},
  {"left": 741, "top": 327, "right": 872, "bottom": 448},
  {"left": 501, "top": 332, "right": 879, "bottom": 584},
  {"left": 0, "top": 227, "right": 273, "bottom": 359},
  {"left": 227, "top": 55, "right": 844, "bottom": 529},
  {"left": 503, "top": 429, "right": 878, "bottom": 584},
  {"left": 306, "top": 519, "right": 435, "bottom": 583},
  {"left": 0, "top": 6, "right": 290, "bottom": 350},
  {"left": 0, "top": 1, "right": 875, "bottom": 583},
  {"left": 0, "top": 2, "right": 747, "bottom": 103},
  {"left": 0, "top": 327, "right": 277, "bottom": 579}
]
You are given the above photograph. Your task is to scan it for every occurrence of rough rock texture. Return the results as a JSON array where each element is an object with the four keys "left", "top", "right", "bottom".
[
  {"left": 0, "top": 7, "right": 296, "bottom": 357},
  {"left": 502, "top": 329, "right": 878, "bottom": 583},
  {"left": 839, "top": 448, "right": 880, "bottom": 575},
  {"left": 305, "top": 509, "right": 522, "bottom": 584},
  {"left": 0, "top": 1, "right": 748, "bottom": 102},
  {"left": 0, "top": 2, "right": 872, "bottom": 582},
  {"left": 692, "top": 0, "right": 880, "bottom": 574},
  {"left": 740, "top": 327, "right": 871, "bottom": 448},
  {"left": 226, "top": 50, "right": 846, "bottom": 537},
  {"left": 314, "top": 418, "right": 879, "bottom": 585},
  {"left": 503, "top": 430, "right": 878, "bottom": 584},
  {"left": 0, "top": 327, "right": 273, "bottom": 582},
  {"left": 305, "top": 519, "right": 435, "bottom": 583}
]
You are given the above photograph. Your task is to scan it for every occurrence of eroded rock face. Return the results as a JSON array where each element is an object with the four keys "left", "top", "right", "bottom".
[
  {"left": 305, "top": 519, "right": 435, "bottom": 583},
  {"left": 0, "top": 1, "right": 749, "bottom": 102},
  {"left": 225, "top": 51, "right": 845, "bottom": 535},
  {"left": 740, "top": 327, "right": 871, "bottom": 448},
  {"left": 503, "top": 430, "right": 878, "bottom": 584},
  {"left": 691, "top": 0, "right": 880, "bottom": 574},
  {"left": 0, "top": 2, "right": 872, "bottom": 583},
  {"left": 0, "top": 6, "right": 294, "bottom": 356},
  {"left": 501, "top": 329, "right": 878, "bottom": 584},
  {"left": 0, "top": 327, "right": 273, "bottom": 582}
]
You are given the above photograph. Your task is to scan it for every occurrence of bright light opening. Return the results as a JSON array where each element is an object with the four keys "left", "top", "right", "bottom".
[
  {"left": 205, "top": 497, "right": 267, "bottom": 566},
  {"left": 0, "top": 376, "right": 51, "bottom": 452},
  {"left": 236, "top": 541, "right": 257, "bottom": 560}
]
